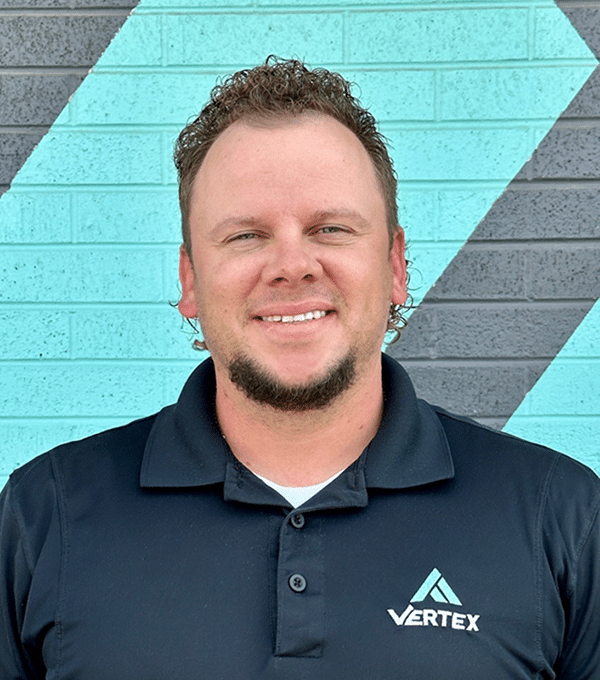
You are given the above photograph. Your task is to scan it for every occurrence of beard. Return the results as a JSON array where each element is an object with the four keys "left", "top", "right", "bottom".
[{"left": 228, "top": 353, "right": 356, "bottom": 411}]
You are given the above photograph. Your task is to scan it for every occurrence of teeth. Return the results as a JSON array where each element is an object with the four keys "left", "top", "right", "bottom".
[{"left": 261, "top": 310, "right": 328, "bottom": 323}]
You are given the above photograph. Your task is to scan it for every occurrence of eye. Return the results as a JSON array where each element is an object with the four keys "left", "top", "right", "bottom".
[
  {"left": 312, "top": 224, "right": 353, "bottom": 241},
  {"left": 226, "top": 231, "right": 261, "bottom": 244}
]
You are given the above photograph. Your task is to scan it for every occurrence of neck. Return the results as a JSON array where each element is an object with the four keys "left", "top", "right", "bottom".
[{"left": 214, "top": 356, "right": 384, "bottom": 486}]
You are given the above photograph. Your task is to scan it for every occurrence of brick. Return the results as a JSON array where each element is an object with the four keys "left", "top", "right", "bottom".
[
  {"left": 478, "top": 418, "right": 506, "bottom": 431},
  {"left": 529, "top": 246, "right": 600, "bottom": 300},
  {"left": 143, "top": 0, "right": 249, "bottom": 5},
  {"left": 504, "top": 416, "right": 600, "bottom": 472},
  {"left": 13, "top": 131, "right": 162, "bottom": 186},
  {"left": 0, "top": 249, "right": 165, "bottom": 303},
  {"left": 554, "top": 4, "right": 600, "bottom": 58},
  {"left": 0, "top": 310, "right": 70, "bottom": 359},
  {"left": 96, "top": 14, "right": 162, "bottom": 68},
  {"left": 0, "top": 192, "right": 71, "bottom": 243},
  {"left": 398, "top": 190, "right": 436, "bottom": 242},
  {"left": 347, "top": 9, "right": 528, "bottom": 63},
  {"left": 473, "top": 188, "right": 600, "bottom": 241},
  {"left": 534, "top": 6, "right": 596, "bottom": 60},
  {"left": 0, "top": 16, "right": 127, "bottom": 67},
  {"left": 72, "top": 307, "right": 197, "bottom": 359},
  {"left": 437, "top": 189, "right": 504, "bottom": 242},
  {"left": 165, "top": 13, "right": 343, "bottom": 66},
  {"left": 525, "top": 363, "right": 600, "bottom": 415},
  {"left": 1, "top": 0, "right": 135, "bottom": 6},
  {"left": 425, "top": 247, "right": 527, "bottom": 301},
  {"left": 0, "top": 132, "right": 45, "bottom": 185},
  {"left": 388, "top": 128, "right": 529, "bottom": 182},
  {"left": 343, "top": 70, "right": 435, "bottom": 122},
  {"left": 73, "top": 72, "right": 219, "bottom": 126},
  {"left": 526, "top": 125, "right": 600, "bottom": 179},
  {"left": 562, "top": 67, "right": 600, "bottom": 118},
  {"left": 0, "top": 365, "right": 170, "bottom": 417},
  {"left": 560, "top": 300, "right": 600, "bottom": 358},
  {"left": 403, "top": 244, "right": 468, "bottom": 307},
  {"left": 0, "top": 74, "right": 84, "bottom": 127},
  {"left": 163, "top": 246, "right": 182, "bottom": 302},
  {"left": 162, "top": 143, "right": 178, "bottom": 187},
  {"left": 399, "top": 363, "right": 528, "bottom": 418},
  {"left": 388, "top": 306, "right": 437, "bottom": 358},
  {"left": 74, "top": 191, "right": 179, "bottom": 243},
  {"left": 163, "top": 360, "right": 204, "bottom": 402},
  {"left": 258, "top": 0, "right": 415, "bottom": 4},
  {"left": 391, "top": 303, "right": 592, "bottom": 360},
  {"left": 440, "top": 67, "right": 590, "bottom": 121},
  {"left": 0, "top": 194, "right": 24, "bottom": 243}
]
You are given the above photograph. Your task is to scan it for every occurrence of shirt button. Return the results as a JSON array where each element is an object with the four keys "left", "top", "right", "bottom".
[
  {"left": 290, "top": 512, "right": 305, "bottom": 529},
  {"left": 289, "top": 574, "right": 307, "bottom": 593}
]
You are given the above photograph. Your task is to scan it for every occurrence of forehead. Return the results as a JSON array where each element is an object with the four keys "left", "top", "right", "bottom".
[{"left": 190, "top": 113, "right": 385, "bottom": 216}]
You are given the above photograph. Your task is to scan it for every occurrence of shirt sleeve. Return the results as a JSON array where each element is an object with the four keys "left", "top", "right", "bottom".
[
  {"left": 555, "top": 501, "right": 600, "bottom": 679},
  {"left": 0, "top": 480, "right": 40, "bottom": 679}
]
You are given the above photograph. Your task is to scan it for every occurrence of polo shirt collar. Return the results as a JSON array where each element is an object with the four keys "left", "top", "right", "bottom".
[
  {"left": 140, "top": 354, "right": 454, "bottom": 491},
  {"left": 365, "top": 354, "right": 454, "bottom": 488},
  {"left": 140, "top": 359, "right": 228, "bottom": 488}
]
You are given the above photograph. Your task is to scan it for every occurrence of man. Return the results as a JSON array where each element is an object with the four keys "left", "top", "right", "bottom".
[{"left": 1, "top": 58, "right": 599, "bottom": 679}]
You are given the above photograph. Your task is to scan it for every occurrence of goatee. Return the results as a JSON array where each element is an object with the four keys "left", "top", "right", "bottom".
[{"left": 228, "top": 354, "right": 356, "bottom": 411}]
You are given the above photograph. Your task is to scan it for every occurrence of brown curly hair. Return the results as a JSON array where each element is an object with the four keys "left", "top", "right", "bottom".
[{"left": 174, "top": 56, "right": 408, "bottom": 342}]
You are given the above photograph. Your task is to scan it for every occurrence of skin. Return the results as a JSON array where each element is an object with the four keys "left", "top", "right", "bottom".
[{"left": 179, "top": 113, "right": 406, "bottom": 485}]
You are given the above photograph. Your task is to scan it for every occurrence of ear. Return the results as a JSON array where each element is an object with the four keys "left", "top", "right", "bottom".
[
  {"left": 178, "top": 245, "right": 198, "bottom": 318},
  {"left": 390, "top": 227, "right": 408, "bottom": 306}
]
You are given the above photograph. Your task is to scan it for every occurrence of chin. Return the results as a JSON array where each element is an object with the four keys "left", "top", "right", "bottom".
[{"left": 227, "top": 353, "right": 356, "bottom": 412}]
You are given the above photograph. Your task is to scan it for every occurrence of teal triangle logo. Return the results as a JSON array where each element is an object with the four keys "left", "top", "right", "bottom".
[{"left": 410, "top": 568, "right": 462, "bottom": 606}]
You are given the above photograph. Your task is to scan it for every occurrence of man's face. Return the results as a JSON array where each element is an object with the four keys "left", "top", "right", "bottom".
[{"left": 179, "top": 113, "right": 406, "bottom": 404}]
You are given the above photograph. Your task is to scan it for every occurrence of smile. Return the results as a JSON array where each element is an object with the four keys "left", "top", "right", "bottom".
[{"left": 259, "top": 310, "right": 330, "bottom": 323}]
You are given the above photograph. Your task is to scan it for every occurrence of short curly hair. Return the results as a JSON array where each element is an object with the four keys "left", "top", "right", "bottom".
[
  {"left": 174, "top": 56, "right": 400, "bottom": 249},
  {"left": 174, "top": 56, "right": 408, "bottom": 342}
]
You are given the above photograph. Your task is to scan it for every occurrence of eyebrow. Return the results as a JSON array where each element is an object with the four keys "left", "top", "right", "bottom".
[
  {"left": 208, "top": 216, "right": 259, "bottom": 239},
  {"left": 309, "top": 208, "right": 371, "bottom": 229}
]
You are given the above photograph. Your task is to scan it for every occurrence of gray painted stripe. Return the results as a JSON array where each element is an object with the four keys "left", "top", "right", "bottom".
[{"left": 389, "top": 2, "right": 600, "bottom": 426}]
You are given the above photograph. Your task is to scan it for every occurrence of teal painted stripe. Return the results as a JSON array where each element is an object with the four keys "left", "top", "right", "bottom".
[{"left": 504, "top": 300, "right": 600, "bottom": 474}]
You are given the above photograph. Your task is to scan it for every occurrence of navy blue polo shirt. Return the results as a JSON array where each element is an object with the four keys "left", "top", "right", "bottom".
[{"left": 1, "top": 355, "right": 599, "bottom": 679}]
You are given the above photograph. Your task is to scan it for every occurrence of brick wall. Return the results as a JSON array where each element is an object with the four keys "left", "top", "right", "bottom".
[{"left": 1, "top": 0, "right": 599, "bottom": 482}]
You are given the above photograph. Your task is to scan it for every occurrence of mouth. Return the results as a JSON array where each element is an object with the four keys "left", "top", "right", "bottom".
[{"left": 256, "top": 310, "right": 333, "bottom": 324}]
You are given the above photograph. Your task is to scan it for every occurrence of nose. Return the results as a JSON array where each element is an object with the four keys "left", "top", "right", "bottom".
[{"left": 262, "top": 233, "right": 323, "bottom": 286}]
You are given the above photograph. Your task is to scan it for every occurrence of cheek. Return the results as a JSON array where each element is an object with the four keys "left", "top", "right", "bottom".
[
  {"left": 194, "top": 257, "right": 260, "bottom": 310},
  {"left": 352, "top": 252, "right": 395, "bottom": 295}
]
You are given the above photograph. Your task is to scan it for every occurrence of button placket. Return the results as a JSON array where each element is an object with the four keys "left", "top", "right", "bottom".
[{"left": 275, "top": 512, "right": 324, "bottom": 657}]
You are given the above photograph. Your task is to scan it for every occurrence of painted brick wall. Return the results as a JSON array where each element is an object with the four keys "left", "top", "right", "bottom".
[
  {"left": 391, "top": 1, "right": 600, "bottom": 472},
  {"left": 0, "top": 0, "right": 136, "bottom": 195},
  {"left": 1, "top": 0, "right": 599, "bottom": 484}
]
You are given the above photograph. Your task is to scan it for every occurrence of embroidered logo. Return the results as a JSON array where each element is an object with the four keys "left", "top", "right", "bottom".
[
  {"left": 387, "top": 568, "right": 480, "bottom": 632},
  {"left": 410, "top": 567, "right": 462, "bottom": 605}
]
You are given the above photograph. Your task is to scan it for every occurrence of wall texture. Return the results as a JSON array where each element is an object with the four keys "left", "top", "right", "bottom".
[{"left": 1, "top": 0, "right": 599, "bottom": 485}]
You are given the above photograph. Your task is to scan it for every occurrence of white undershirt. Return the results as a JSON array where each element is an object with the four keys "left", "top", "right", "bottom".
[{"left": 253, "top": 470, "right": 344, "bottom": 508}]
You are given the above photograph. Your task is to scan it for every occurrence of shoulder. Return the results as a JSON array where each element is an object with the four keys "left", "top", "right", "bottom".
[
  {"left": 1, "top": 413, "right": 166, "bottom": 568},
  {"left": 7, "top": 411, "right": 165, "bottom": 502},
  {"left": 433, "top": 404, "right": 599, "bottom": 490},
  {"left": 430, "top": 404, "right": 600, "bottom": 554}
]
